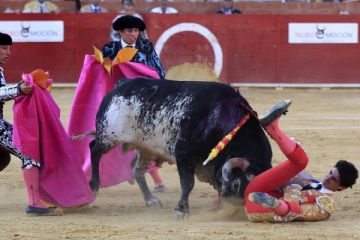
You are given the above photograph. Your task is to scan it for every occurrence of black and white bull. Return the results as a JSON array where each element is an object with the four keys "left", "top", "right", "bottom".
[{"left": 89, "top": 78, "right": 272, "bottom": 218}]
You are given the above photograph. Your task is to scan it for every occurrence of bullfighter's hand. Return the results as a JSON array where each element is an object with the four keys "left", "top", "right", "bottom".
[{"left": 19, "top": 81, "right": 33, "bottom": 95}]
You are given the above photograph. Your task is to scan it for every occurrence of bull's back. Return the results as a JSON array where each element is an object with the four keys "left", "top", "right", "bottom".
[
  {"left": 96, "top": 78, "right": 248, "bottom": 160},
  {"left": 113, "top": 78, "right": 242, "bottom": 114}
]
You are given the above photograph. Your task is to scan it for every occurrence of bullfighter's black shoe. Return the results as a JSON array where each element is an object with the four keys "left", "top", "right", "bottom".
[
  {"left": 26, "top": 205, "right": 63, "bottom": 216},
  {"left": 259, "top": 100, "right": 292, "bottom": 127},
  {"left": 248, "top": 192, "right": 280, "bottom": 209}
]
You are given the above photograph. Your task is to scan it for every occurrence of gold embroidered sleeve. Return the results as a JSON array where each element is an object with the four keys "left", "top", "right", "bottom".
[{"left": 283, "top": 184, "right": 303, "bottom": 202}]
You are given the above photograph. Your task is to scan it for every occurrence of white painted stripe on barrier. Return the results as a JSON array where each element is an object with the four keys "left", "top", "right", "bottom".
[
  {"left": 231, "top": 83, "right": 360, "bottom": 88},
  {"left": 287, "top": 126, "right": 360, "bottom": 130},
  {"left": 285, "top": 117, "right": 360, "bottom": 120},
  {"left": 53, "top": 83, "right": 77, "bottom": 88}
]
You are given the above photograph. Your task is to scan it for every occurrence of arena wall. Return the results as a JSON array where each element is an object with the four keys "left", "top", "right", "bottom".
[{"left": 0, "top": 13, "right": 360, "bottom": 85}]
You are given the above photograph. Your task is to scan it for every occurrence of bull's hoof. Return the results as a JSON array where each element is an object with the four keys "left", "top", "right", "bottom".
[
  {"left": 89, "top": 180, "right": 99, "bottom": 193},
  {"left": 145, "top": 197, "right": 163, "bottom": 208},
  {"left": 127, "top": 178, "right": 135, "bottom": 185},
  {"left": 175, "top": 210, "right": 189, "bottom": 220}
]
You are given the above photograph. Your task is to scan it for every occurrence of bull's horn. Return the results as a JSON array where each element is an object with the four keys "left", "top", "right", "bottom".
[{"left": 222, "top": 158, "right": 249, "bottom": 182}]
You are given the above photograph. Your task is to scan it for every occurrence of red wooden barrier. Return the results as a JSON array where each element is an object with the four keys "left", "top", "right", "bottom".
[{"left": 1, "top": 13, "right": 360, "bottom": 84}]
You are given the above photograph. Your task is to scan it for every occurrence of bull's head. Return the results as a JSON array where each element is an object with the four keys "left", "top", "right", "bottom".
[{"left": 220, "top": 157, "right": 255, "bottom": 199}]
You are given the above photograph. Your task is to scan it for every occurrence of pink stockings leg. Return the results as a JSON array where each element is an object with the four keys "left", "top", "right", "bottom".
[
  {"left": 22, "top": 166, "right": 46, "bottom": 208},
  {"left": 265, "top": 117, "right": 296, "bottom": 155},
  {"left": 148, "top": 167, "right": 163, "bottom": 187}
]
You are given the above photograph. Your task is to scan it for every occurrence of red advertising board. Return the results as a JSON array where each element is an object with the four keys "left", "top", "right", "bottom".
[{"left": 1, "top": 13, "right": 360, "bottom": 84}]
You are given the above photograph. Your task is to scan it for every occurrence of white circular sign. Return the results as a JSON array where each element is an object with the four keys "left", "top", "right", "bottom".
[{"left": 154, "top": 23, "right": 223, "bottom": 78}]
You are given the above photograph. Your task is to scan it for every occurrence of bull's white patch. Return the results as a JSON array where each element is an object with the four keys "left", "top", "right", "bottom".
[
  {"left": 102, "top": 96, "right": 138, "bottom": 143},
  {"left": 101, "top": 93, "right": 193, "bottom": 162}
]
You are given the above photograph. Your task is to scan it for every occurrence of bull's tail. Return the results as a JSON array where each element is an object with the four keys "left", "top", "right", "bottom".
[{"left": 70, "top": 130, "right": 96, "bottom": 141}]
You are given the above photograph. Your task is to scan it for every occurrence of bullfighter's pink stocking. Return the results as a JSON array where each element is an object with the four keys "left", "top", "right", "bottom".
[
  {"left": 148, "top": 168, "right": 163, "bottom": 187},
  {"left": 23, "top": 167, "right": 46, "bottom": 208},
  {"left": 264, "top": 117, "right": 296, "bottom": 155}
]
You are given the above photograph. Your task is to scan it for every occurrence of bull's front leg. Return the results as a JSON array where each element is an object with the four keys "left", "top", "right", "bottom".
[
  {"left": 175, "top": 158, "right": 195, "bottom": 219},
  {"left": 133, "top": 151, "right": 162, "bottom": 208}
]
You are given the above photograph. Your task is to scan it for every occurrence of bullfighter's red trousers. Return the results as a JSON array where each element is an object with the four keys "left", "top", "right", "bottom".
[{"left": 244, "top": 143, "right": 308, "bottom": 214}]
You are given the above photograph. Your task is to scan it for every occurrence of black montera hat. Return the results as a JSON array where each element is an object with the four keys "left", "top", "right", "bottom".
[
  {"left": 112, "top": 15, "right": 146, "bottom": 31},
  {"left": 0, "top": 32, "right": 12, "bottom": 45}
]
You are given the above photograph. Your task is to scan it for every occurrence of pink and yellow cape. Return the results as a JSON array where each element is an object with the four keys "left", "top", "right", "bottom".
[
  {"left": 67, "top": 47, "right": 160, "bottom": 188},
  {"left": 12, "top": 70, "right": 95, "bottom": 207}
]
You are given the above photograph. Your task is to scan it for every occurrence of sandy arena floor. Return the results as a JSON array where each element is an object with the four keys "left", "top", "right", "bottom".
[{"left": 0, "top": 87, "right": 359, "bottom": 240}]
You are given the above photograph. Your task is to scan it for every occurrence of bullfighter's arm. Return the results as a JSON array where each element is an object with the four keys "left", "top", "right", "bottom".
[
  {"left": 0, "top": 83, "right": 21, "bottom": 102},
  {"left": 145, "top": 41, "right": 166, "bottom": 79}
]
